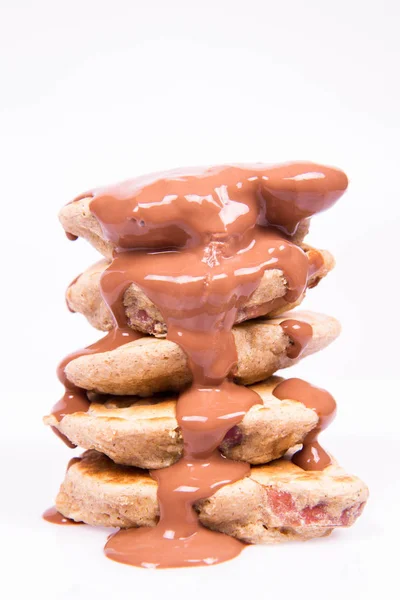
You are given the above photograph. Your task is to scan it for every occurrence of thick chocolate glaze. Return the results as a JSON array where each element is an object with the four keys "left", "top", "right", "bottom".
[
  {"left": 85, "top": 163, "right": 347, "bottom": 249},
  {"left": 279, "top": 319, "right": 313, "bottom": 359},
  {"left": 52, "top": 162, "right": 347, "bottom": 568},
  {"left": 272, "top": 378, "right": 336, "bottom": 470}
]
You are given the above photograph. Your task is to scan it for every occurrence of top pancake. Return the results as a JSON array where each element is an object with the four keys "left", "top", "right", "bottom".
[{"left": 63, "top": 310, "right": 340, "bottom": 396}]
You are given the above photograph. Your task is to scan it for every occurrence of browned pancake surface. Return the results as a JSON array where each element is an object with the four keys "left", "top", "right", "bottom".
[
  {"left": 56, "top": 450, "right": 368, "bottom": 544},
  {"left": 44, "top": 377, "right": 319, "bottom": 468}
]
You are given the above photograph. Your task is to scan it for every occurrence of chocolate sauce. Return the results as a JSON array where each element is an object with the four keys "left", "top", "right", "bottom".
[
  {"left": 58, "top": 162, "right": 347, "bottom": 567},
  {"left": 272, "top": 378, "right": 336, "bottom": 470},
  {"left": 106, "top": 382, "right": 257, "bottom": 567},
  {"left": 42, "top": 506, "right": 83, "bottom": 525},
  {"left": 85, "top": 163, "right": 347, "bottom": 250},
  {"left": 50, "top": 327, "right": 141, "bottom": 447},
  {"left": 280, "top": 319, "right": 313, "bottom": 359},
  {"left": 102, "top": 244, "right": 263, "bottom": 566}
]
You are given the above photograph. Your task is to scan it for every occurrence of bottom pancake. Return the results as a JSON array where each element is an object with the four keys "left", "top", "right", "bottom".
[{"left": 56, "top": 450, "right": 368, "bottom": 544}]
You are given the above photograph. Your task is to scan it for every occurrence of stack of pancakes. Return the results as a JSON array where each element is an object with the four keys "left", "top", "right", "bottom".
[{"left": 44, "top": 165, "right": 368, "bottom": 560}]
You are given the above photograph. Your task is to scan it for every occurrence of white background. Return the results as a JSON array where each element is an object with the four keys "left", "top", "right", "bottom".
[{"left": 1, "top": 1, "right": 399, "bottom": 599}]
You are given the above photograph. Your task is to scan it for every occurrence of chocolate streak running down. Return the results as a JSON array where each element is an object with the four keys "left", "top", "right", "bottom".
[
  {"left": 279, "top": 319, "right": 313, "bottom": 359},
  {"left": 66, "top": 162, "right": 348, "bottom": 568},
  {"left": 50, "top": 327, "right": 141, "bottom": 447},
  {"left": 273, "top": 378, "right": 337, "bottom": 470}
]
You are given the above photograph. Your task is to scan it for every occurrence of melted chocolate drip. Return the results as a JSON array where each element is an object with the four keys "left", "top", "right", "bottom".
[
  {"left": 50, "top": 327, "right": 142, "bottom": 447},
  {"left": 280, "top": 319, "right": 313, "bottom": 359},
  {"left": 57, "top": 162, "right": 347, "bottom": 567},
  {"left": 272, "top": 378, "right": 336, "bottom": 470}
]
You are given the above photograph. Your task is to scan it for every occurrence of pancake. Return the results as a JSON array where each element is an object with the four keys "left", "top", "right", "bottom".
[
  {"left": 44, "top": 377, "right": 319, "bottom": 468},
  {"left": 66, "top": 247, "right": 334, "bottom": 336},
  {"left": 63, "top": 311, "right": 340, "bottom": 396},
  {"left": 55, "top": 449, "right": 368, "bottom": 544}
]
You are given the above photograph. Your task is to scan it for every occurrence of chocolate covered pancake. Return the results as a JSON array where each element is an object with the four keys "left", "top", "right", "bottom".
[
  {"left": 62, "top": 311, "right": 340, "bottom": 396},
  {"left": 58, "top": 168, "right": 317, "bottom": 260},
  {"left": 55, "top": 449, "right": 368, "bottom": 544},
  {"left": 66, "top": 248, "right": 334, "bottom": 336},
  {"left": 44, "top": 377, "right": 320, "bottom": 468}
]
